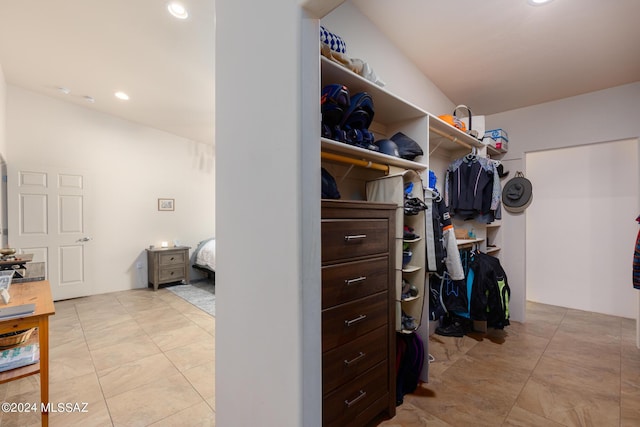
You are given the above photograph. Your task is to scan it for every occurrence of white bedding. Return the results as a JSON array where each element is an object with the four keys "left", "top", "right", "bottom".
[{"left": 195, "top": 238, "right": 216, "bottom": 271}]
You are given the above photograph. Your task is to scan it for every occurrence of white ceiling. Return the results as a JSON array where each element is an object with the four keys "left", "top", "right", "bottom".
[
  {"left": 0, "top": 0, "right": 215, "bottom": 145},
  {"left": 352, "top": 0, "right": 640, "bottom": 115},
  {"left": 0, "top": 1, "right": 638, "bottom": 147}
]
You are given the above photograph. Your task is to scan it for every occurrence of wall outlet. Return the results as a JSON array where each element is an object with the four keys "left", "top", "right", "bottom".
[{"left": 136, "top": 262, "right": 143, "bottom": 269}]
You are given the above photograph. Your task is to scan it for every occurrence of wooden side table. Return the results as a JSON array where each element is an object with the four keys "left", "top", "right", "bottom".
[
  {"left": 0, "top": 280, "right": 55, "bottom": 427},
  {"left": 146, "top": 246, "right": 191, "bottom": 291}
]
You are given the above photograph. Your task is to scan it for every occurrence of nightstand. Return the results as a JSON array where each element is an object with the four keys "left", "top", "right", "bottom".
[{"left": 146, "top": 246, "right": 191, "bottom": 291}]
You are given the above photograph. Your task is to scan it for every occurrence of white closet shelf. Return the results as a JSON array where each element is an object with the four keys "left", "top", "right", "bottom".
[
  {"left": 321, "top": 138, "right": 427, "bottom": 171},
  {"left": 403, "top": 237, "right": 423, "bottom": 243},
  {"left": 321, "top": 57, "right": 425, "bottom": 124},
  {"left": 401, "top": 265, "right": 422, "bottom": 273},
  {"left": 428, "top": 115, "right": 486, "bottom": 153},
  {"left": 456, "top": 238, "right": 484, "bottom": 248},
  {"left": 322, "top": 57, "right": 487, "bottom": 155}
]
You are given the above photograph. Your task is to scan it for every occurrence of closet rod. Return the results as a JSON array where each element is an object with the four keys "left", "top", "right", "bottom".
[
  {"left": 321, "top": 151, "right": 389, "bottom": 172},
  {"left": 429, "top": 127, "right": 473, "bottom": 150}
]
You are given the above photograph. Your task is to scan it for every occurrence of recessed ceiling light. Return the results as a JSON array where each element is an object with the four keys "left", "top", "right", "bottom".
[
  {"left": 83, "top": 96, "right": 95, "bottom": 103},
  {"left": 114, "top": 91, "right": 130, "bottom": 101},
  {"left": 527, "top": 0, "right": 554, "bottom": 5},
  {"left": 57, "top": 87, "right": 71, "bottom": 95},
  {"left": 167, "top": 2, "right": 188, "bottom": 19}
]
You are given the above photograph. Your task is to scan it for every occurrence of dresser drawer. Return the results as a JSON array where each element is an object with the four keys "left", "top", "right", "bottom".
[
  {"left": 159, "top": 251, "right": 186, "bottom": 266},
  {"left": 322, "top": 256, "right": 388, "bottom": 308},
  {"left": 321, "top": 219, "right": 389, "bottom": 263},
  {"left": 323, "top": 361, "right": 388, "bottom": 427},
  {"left": 322, "top": 292, "right": 388, "bottom": 352},
  {"left": 159, "top": 266, "right": 185, "bottom": 283},
  {"left": 323, "top": 326, "right": 387, "bottom": 394}
]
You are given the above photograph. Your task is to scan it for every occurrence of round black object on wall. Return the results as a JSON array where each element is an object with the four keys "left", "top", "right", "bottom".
[{"left": 502, "top": 172, "right": 533, "bottom": 213}]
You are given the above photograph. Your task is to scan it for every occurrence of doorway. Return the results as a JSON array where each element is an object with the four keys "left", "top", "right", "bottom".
[{"left": 525, "top": 138, "right": 639, "bottom": 318}]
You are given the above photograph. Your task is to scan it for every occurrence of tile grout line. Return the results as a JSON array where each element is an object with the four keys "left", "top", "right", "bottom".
[
  {"left": 73, "top": 298, "right": 116, "bottom": 427},
  {"left": 501, "top": 307, "right": 568, "bottom": 426},
  {"left": 120, "top": 291, "right": 214, "bottom": 426}
]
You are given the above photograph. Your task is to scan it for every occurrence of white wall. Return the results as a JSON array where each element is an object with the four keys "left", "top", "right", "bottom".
[
  {"left": 527, "top": 139, "right": 638, "bottom": 318},
  {"left": 488, "top": 82, "right": 640, "bottom": 320},
  {"left": 6, "top": 85, "right": 215, "bottom": 295},
  {"left": 216, "top": 0, "right": 321, "bottom": 425}
]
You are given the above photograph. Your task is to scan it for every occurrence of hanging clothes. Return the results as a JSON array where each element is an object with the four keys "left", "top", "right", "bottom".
[
  {"left": 423, "top": 187, "right": 464, "bottom": 280},
  {"left": 444, "top": 155, "right": 501, "bottom": 223},
  {"left": 452, "top": 251, "right": 511, "bottom": 329},
  {"left": 634, "top": 215, "right": 640, "bottom": 290}
]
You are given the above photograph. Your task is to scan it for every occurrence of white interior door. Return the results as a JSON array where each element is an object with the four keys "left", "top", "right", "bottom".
[{"left": 7, "top": 165, "right": 93, "bottom": 300}]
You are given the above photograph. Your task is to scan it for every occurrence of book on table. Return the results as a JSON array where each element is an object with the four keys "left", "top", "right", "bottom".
[
  {"left": 0, "top": 304, "right": 36, "bottom": 320},
  {"left": 0, "top": 343, "right": 40, "bottom": 372}
]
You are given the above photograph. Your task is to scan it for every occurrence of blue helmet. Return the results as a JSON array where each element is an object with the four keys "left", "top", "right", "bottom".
[{"left": 375, "top": 139, "right": 399, "bottom": 157}]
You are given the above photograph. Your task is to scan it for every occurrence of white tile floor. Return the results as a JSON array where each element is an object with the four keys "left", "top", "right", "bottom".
[
  {"left": 0, "top": 287, "right": 215, "bottom": 427},
  {"left": 1, "top": 287, "right": 638, "bottom": 426},
  {"left": 379, "top": 301, "right": 640, "bottom": 426}
]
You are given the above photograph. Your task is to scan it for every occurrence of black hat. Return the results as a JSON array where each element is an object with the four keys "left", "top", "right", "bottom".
[{"left": 502, "top": 172, "right": 532, "bottom": 213}]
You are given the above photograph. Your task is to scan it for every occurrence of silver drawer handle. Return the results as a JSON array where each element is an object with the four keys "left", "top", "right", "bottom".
[
  {"left": 344, "top": 234, "right": 367, "bottom": 241},
  {"left": 344, "top": 314, "right": 367, "bottom": 327},
  {"left": 345, "top": 390, "right": 367, "bottom": 408},
  {"left": 344, "top": 352, "right": 366, "bottom": 367},
  {"left": 344, "top": 276, "right": 366, "bottom": 286}
]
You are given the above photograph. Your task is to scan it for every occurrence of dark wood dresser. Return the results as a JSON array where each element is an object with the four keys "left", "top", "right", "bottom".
[{"left": 321, "top": 200, "right": 396, "bottom": 427}]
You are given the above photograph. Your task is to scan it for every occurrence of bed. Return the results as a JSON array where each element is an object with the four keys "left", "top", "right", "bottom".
[{"left": 192, "top": 238, "right": 216, "bottom": 280}]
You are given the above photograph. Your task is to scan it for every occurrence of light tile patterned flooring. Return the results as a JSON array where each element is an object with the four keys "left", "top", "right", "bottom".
[
  {"left": 380, "top": 301, "right": 640, "bottom": 427},
  {"left": 0, "top": 289, "right": 638, "bottom": 426},
  {"left": 0, "top": 287, "right": 215, "bottom": 427}
]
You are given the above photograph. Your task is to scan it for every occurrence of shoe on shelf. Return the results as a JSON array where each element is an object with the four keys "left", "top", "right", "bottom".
[
  {"left": 401, "top": 279, "right": 419, "bottom": 300},
  {"left": 401, "top": 311, "right": 418, "bottom": 331},
  {"left": 402, "top": 250, "right": 413, "bottom": 267},
  {"left": 403, "top": 225, "right": 420, "bottom": 240}
]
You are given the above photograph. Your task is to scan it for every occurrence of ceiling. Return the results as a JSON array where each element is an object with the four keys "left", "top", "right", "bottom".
[
  {"left": 0, "top": 1, "right": 638, "bottom": 147},
  {"left": 0, "top": 0, "right": 215, "bottom": 145},
  {"left": 352, "top": 0, "right": 640, "bottom": 115}
]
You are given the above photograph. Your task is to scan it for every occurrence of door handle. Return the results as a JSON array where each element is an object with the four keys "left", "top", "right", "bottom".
[{"left": 78, "top": 237, "right": 92, "bottom": 242}]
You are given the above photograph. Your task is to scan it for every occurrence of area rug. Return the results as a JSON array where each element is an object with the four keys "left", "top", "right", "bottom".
[{"left": 167, "top": 281, "right": 215, "bottom": 317}]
